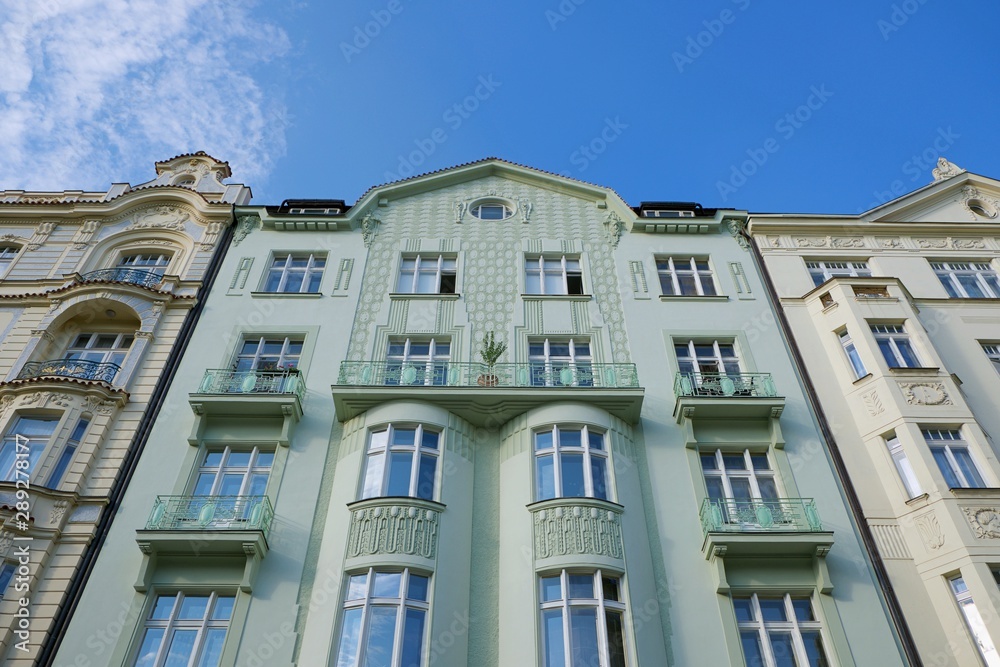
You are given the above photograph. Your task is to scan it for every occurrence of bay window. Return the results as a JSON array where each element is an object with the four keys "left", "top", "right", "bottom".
[
  {"left": 539, "top": 570, "right": 627, "bottom": 667},
  {"left": 535, "top": 426, "right": 609, "bottom": 501},
  {"left": 924, "top": 429, "right": 986, "bottom": 489},
  {"left": 361, "top": 425, "right": 440, "bottom": 501}
]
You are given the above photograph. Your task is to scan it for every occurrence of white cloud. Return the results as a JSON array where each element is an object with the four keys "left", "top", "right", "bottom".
[{"left": 0, "top": 0, "right": 289, "bottom": 190}]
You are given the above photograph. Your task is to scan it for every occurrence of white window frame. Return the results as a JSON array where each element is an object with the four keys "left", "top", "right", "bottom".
[
  {"left": 0, "top": 415, "right": 60, "bottom": 482},
  {"left": 932, "top": 261, "right": 1000, "bottom": 299},
  {"left": 985, "top": 344, "right": 1000, "bottom": 376},
  {"left": 525, "top": 255, "right": 584, "bottom": 295},
  {"left": 117, "top": 253, "right": 171, "bottom": 277},
  {"left": 234, "top": 336, "right": 302, "bottom": 372},
  {"left": 675, "top": 340, "right": 741, "bottom": 377},
  {"left": 130, "top": 591, "right": 234, "bottom": 667},
  {"left": 263, "top": 253, "right": 326, "bottom": 293},
  {"left": 884, "top": 434, "right": 922, "bottom": 498},
  {"left": 66, "top": 332, "right": 134, "bottom": 367},
  {"left": 949, "top": 575, "right": 1000, "bottom": 667},
  {"left": 539, "top": 569, "right": 628, "bottom": 667},
  {"left": 534, "top": 425, "right": 611, "bottom": 501},
  {"left": 870, "top": 324, "right": 922, "bottom": 368},
  {"left": 333, "top": 568, "right": 430, "bottom": 667},
  {"left": 46, "top": 416, "right": 89, "bottom": 488},
  {"left": 192, "top": 446, "right": 273, "bottom": 497},
  {"left": 528, "top": 338, "right": 593, "bottom": 387},
  {"left": 806, "top": 260, "right": 871, "bottom": 287},
  {"left": 656, "top": 257, "right": 717, "bottom": 296},
  {"left": 471, "top": 202, "right": 513, "bottom": 220},
  {"left": 384, "top": 337, "right": 451, "bottom": 386},
  {"left": 734, "top": 593, "right": 829, "bottom": 667},
  {"left": 360, "top": 424, "right": 440, "bottom": 501},
  {"left": 395, "top": 254, "right": 457, "bottom": 294},
  {"left": 838, "top": 329, "right": 868, "bottom": 379},
  {"left": 701, "top": 450, "right": 779, "bottom": 501},
  {"left": 0, "top": 245, "right": 21, "bottom": 277},
  {"left": 924, "top": 429, "right": 986, "bottom": 489}
]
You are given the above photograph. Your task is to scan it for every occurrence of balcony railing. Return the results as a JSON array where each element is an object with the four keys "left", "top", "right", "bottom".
[
  {"left": 338, "top": 361, "right": 639, "bottom": 388},
  {"left": 17, "top": 358, "right": 121, "bottom": 384},
  {"left": 700, "top": 498, "right": 823, "bottom": 535},
  {"left": 674, "top": 372, "right": 777, "bottom": 398},
  {"left": 79, "top": 267, "right": 163, "bottom": 288},
  {"left": 146, "top": 495, "right": 274, "bottom": 535},
  {"left": 197, "top": 369, "right": 305, "bottom": 400}
]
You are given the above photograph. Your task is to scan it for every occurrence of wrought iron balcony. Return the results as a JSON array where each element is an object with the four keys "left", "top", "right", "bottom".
[
  {"left": 17, "top": 358, "right": 121, "bottom": 384},
  {"left": 700, "top": 498, "right": 823, "bottom": 535},
  {"left": 146, "top": 495, "right": 274, "bottom": 535},
  {"left": 338, "top": 361, "right": 639, "bottom": 388},
  {"left": 196, "top": 368, "right": 305, "bottom": 401},
  {"left": 674, "top": 372, "right": 777, "bottom": 398},
  {"left": 79, "top": 267, "right": 163, "bottom": 288}
]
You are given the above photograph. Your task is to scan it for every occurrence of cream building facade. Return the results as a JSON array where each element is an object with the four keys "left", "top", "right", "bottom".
[
  {"left": 0, "top": 153, "right": 250, "bottom": 664},
  {"left": 748, "top": 159, "right": 1000, "bottom": 666}
]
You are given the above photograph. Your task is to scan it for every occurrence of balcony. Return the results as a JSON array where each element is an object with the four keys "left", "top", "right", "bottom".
[
  {"left": 334, "top": 361, "right": 644, "bottom": 425},
  {"left": 135, "top": 495, "right": 274, "bottom": 592},
  {"left": 699, "top": 498, "right": 834, "bottom": 560},
  {"left": 78, "top": 267, "right": 163, "bottom": 289},
  {"left": 673, "top": 372, "right": 784, "bottom": 422},
  {"left": 189, "top": 368, "right": 304, "bottom": 420},
  {"left": 17, "top": 358, "right": 120, "bottom": 385}
]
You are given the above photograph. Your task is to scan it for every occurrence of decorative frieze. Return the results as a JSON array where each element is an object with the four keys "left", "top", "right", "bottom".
[
  {"left": 532, "top": 500, "right": 624, "bottom": 561},
  {"left": 898, "top": 382, "right": 952, "bottom": 406},
  {"left": 962, "top": 507, "right": 1000, "bottom": 539},
  {"left": 346, "top": 500, "right": 440, "bottom": 560},
  {"left": 127, "top": 205, "right": 190, "bottom": 230}
]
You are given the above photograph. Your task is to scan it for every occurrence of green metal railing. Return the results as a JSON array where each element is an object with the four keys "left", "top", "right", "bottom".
[
  {"left": 196, "top": 369, "right": 305, "bottom": 401},
  {"left": 700, "top": 498, "right": 823, "bottom": 535},
  {"left": 146, "top": 495, "right": 274, "bottom": 535},
  {"left": 337, "top": 361, "right": 639, "bottom": 388},
  {"left": 674, "top": 372, "right": 777, "bottom": 398}
]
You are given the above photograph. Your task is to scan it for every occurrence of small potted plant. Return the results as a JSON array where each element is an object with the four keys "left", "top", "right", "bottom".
[{"left": 477, "top": 331, "right": 508, "bottom": 387}]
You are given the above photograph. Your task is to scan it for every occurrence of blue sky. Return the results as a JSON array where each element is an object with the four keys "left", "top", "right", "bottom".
[{"left": 2, "top": 0, "right": 998, "bottom": 213}]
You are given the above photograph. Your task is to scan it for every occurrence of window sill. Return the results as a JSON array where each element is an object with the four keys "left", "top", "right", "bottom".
[
  {"left": 526, "top": 496, "right": 624, "bottom": 512},
  {"left": 851, "top": 373, "right": 874, "bottom": 385},
  {"left": 903, "top": 492, "right": 930, "bottom": 507},
  {"left": 949, "top": 487, "right": 1000, "bottom": 498},
  {"left": 521, "top": 294, "right": 592, "bottom": 301},
  {"left": 250, "top": 291, "right": 323, "bottom": 298},
  {"left": 854, "top": 296, "right": 899, "bottom": 303},
  {"left": 887, "top": 366, "right": 941, "bottom": 375},
  {"left": 389, "top": 292, "right": 461, "bottom": 300},
  {"left": 658, "top": 294, "right": 729, "bottom": 302},
  {"left": 346, "top": 496, "right": 447, "bottom": 511}
]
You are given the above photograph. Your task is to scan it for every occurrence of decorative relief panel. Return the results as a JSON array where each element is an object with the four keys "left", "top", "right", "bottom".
[
  {"left": 27, "top": 221, "right": 57, "bottom": 250},
  {"left": 532, "top": 501, "right": 624, "bottom": 561},
  {"left": 346, "top": 501, "right": 440, "bottom": 560},
  {"left": 898, "top": 382, "right": 952, "bottom": 406},
  {"left": 915, "top": 511, "right": 944, "bottom": 550},
  {"left": 127, "top": 205, "right": 190, "bottom": 230},
  {"left": 962, "top": 507, "right": 1000, "bottom": 539},
  {"left": 794, "top": 237, "right": 829, "bottom": 248},
  {"left": 862, "top": 390, "right": 884, "bottom": 416}
]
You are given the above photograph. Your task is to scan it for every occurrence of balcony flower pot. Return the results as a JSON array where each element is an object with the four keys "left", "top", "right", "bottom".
[
  {"left": 477, "top": 374, "right": 499, "bottom": 387},
  {"left": 478, "top": 331, "right": 508, "bottom": 388}
]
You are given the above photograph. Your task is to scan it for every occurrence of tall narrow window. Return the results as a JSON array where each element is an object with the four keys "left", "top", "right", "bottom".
[
  {"left": 734, "top": 593, "right": 828, "bottom": 667},
  {"left": 806, "top": 260, "right": 871, "bottom": 287},
  {"left": 983, "top": 344, "right": 1000, "bottom": 376},
  {"left": 264, "top": 253, "right": 325, "bottom": 293},
  {"left": 396, "top": 255, "right": 457, "bottom": 294},
  {"left": 384, "top": 338, "right": 450, "bottom": 386},
  {"left": 334, "top": 569, "right": 429, "bottom": 667},
  {"left": 870, "top": 324, "right": 922, "bottom": 368},
  {"left": 47, "top": 417, "right": 90, "bottom": 487},
  {"left": 924, "top": 429, "right": 986, "bottom": 489},
  {"left": 525, "top": 256, "right": 584, "bottom": 295},
  {"left": 528, "top": 339, "right": 593, "bottom": 387},
  {"left": 118, "top": 253, "right": 170, "bottom": 278},
  {"left": 539, "top": 570, "right": 627, "bottom": 667},
  {"left": 0, "top": 245, "right": 20, "bottom": 277},
  {"left": 361, "top": 425, "right": 439, "bottom": 501},
  {"left": 838, "top": 329, "right": 867, "bottom": 379},
  {"left": 534, "top": 426, "right": 609, "bottom": 501},
  {"left": 235, "top": 337, "right": 302, "bottom": 372},
  {"left": 949, "top": 575, "right": 1000, "bottom": 667},
  {"left": 656, "top": 257, "right": 717, "bottom": 296},
  {"left": 885, "top": 434, "right": 922, "bottom": 498},
  {"left": 932, "top": 261, "right": 1000, "bottom": 299},
  {"left": 131, "top": 592, "right": 234, "bottom": 667},
  {"left": 0, "top": 416, "right": 59, "bottom": 481}
]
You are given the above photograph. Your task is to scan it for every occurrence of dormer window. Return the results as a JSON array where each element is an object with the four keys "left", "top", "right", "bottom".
[
  {"left": 643, "top": 210, "right": 695, "bottom": 218},
  {"left": 288, "top": 207, "right": 340, "bottom": 215}
]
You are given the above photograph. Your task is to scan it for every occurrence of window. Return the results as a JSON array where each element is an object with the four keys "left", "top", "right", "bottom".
[
  {"left": 395, "top": 255, "right": 456, "bottom": 294},
  {"left": 67, "top": 333, "right": 133, "bottom": 367},
  {"left": 118, "top": 253, "right": 170, "bottom": 278},
  {"left": 985, "top": 344, "right": 1000, "bottom": 375},
  {"left": 384, "top": 338, "right": 450, "bottom": 386},
  {"left": 924, "top": 429, "right": 986, "bottom": 489},
  {"left": 656, "top": 257, "right": 717, "bottom": 296},
  {"left": 949, "top": 575, "right": 1000, "bottom": 667},
  {"left": 885, "top": 434, "right": 922, "bottom": 498},
  {"left": 471, "top": 202, "right": 512, "bottom": 220},
  {"left": 701, "top": 450, "right": 778, "bottom": 504},
  {"left": 333, "top": 568, "right": 429, "bottom": 667},
  {"left": 643, "top": 209, "right": 694, "bottom": 218},
  {"left": 870, "top": 324, "right": 921, "bottom": 368},
  {"left": 932, "top": 261, "right": 1000, "bottom": 299},
  {"left": 534, "top": 426, "right": 609, "bottom": 501},
  {"left": 539, "top": 570, "right": 627, "bottom": 667},
  {"left": 528, "top": 339, "right": 593, "bottom": 387},
  {"left": 131, "top": 592, "right": 234, "bottom": 667},
  {"left": 675, "top": 340, "right": 740, "bottom": 377},
  {"left": 234, "top": 337, "right": 302, "bottom": 372},
  {"left": 193, "top": 447, "right": 273, "bottom": 498},
  {"left": 734, "top": 594, "right": 828, "bottom": 667},
  {"left": 47, "top": 417, "right": 89, "bottom": 487},
  {"left": 288, "top": 207, "right": 339, "bottom": 215},
  {"left": 806, "top": 260, "right": 871, "bottom": 287},
  {"left": 838, "top": 329, "right": 867, "bottom": 379},
  {"left": 0, "top": 562, "right": 14, "bottom": 599},
  {"left": 0, "top": 416, "right": 59, "bottom": 481},
  {"left": 263, "top": 253, "right": 325, "bottom": 293},
  {"left": 361, "top": 425, "right": 439, "bottom": 501},
  {"left": 0, "top": 245, "right": 20, "bottom": 277},
  {"left": 525, "top": 256, "right": 583, "bottom": 295}
]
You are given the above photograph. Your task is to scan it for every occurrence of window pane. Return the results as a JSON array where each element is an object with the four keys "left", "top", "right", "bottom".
[
  {"left": 178, "top": 595, "right": 209, "bottom": 620},
  {"left": 416, "top": 272, "right": 436, "bottom": 293},
  {"left": 569, "top": 608, "right": 599, "bottom": 667},
  {"left": 212, "top": 596, "right": 235, "bottom": 621},
  {"left": 392, "top": 429, "right": 417, "bottom": 447},
  {"left": 536, "top": 455, "right": 555, "bottom": 500},
  {"left": 163, "top": 629, "right": 198, "bottom": 667},
  {"left": 722, "top": 455, "right": 746, "bottom": 470},
  {"left": 757, "top": 478, "right": 779, "bottom": 501},
  {"left": 416, "top": 454, "right": 436, "bottom": 500},
  {"left": 758, "top": 598, "right": 787, "bottom": 622},
  {"left": 541, "top": 576, "right": 562, "bottom": 602},
  {"left": 542, "top": 609, "right": 566, "bottom": 667},
  {"left": 792, "top": 598, "right": 814, "bottom": 622},
  {"left": 733, "top": 598, "right": 755, "bottom": 623},
  {"left": 768, "top": 631, "right": 797, "bottom": 667},
  {"left": 363, "top": 606, "right": 398, "bottom": 667},
  {"left": 400, "top": 608, "right": 426, "bottom": 667},
  {"left": 590, "top": 457, "right": 608, "bottom": 500},
  {"left": 543, "top": 273, "right": 563, "bottom": 294},
  {"left": 588, "top": 431, "right": 604, "bottom": 451},
  {"left": 877, "top": 339, "right": 897, "bottom": 366},
  {"left": 931, "top": 447, "right": 961, "bottom": 488},
  {"left": 801, "top": 631, "right": 828, "bottom": 667},
  {"left": 606, "top": 609, "right": 627, "bottom": 667},
  {"left": 536, "top": 431, "right": 554, "bottom": 450},
  {"left": 602, "top": 577, "right": 620, "bottom": 602},
  {"left": 952, "top": 448, "right": 986, "bottom": 488},
  {"left": 334, "top": 607, "right": 364, "bottom": 667},
  {"left": 362, "top": 452, "right": 385, "bottom": 499},
  {"left": 677, "top": 273, "right": 697, "bottom": 295},
  {"left": 568, "top": 574, "right": 593, "bottom": 599},
  {"left": 705, "top": 477, "right": 726, "bottom": 501},
  {"left": 346, "top": 574, "right": 368, "bottom": 600},
  {"left": 421, "top": 430, "right": 440, "bottom": 450},
  {"left": 407, "top": 574, "right": 429, "bottom": 602},
  {"left": 196, "top": 628, "right": 227, "bottom": 667},
  {"left": 386, "top": 452, "right": 413, "bottom": 496},
  {"left": 739, "top": 631, "right": 765, "bottom": 667},
  {"left": 526, "top": 273, "right": 541, "bottom": 294},
  {"left": 134, "top": 628, "right": 165, "bottom": 667},
  {"left": 560, "top": 453, "right": 586, "bottom": 497},
  {"left": 750, "top": 455, "right": 770, "bottom": 471},
  {"left": 729, "top": 478, "right": 753, "bottom": 502},
  {"left": 559, "top": 429, "right": 582, "bottom": 448},
  {"left": 372, "top": 572, "right": 401, "bottom": 598},
  {"left": 150, "top": 595, "right": 177, "bottom": 620},
  {"left": 894, "top": 339, "right": 920, "bottom": 368}
]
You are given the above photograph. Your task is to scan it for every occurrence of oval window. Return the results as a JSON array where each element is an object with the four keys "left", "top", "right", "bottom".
[
  {"left": 968, "top": 199, "right": 998, "bottom": 219},
  {"left": 471, "top": 202, "right": 513, "bottom": 220}
]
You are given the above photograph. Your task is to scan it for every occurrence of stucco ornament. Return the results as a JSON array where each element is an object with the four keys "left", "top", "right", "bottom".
[
  {"left": 898, "top": 382, "right": 952, "bottom": 406},
  {"left": 128, "top": 206, "right": 190, "bottom": 230},
  {"left": 603, "top": 211, "right": 625, "bottom": 248},
  {"left": 233, "top": 214, "right": 259, "bottom": 246},
  {"left": 27, "top": 221, "right": 56, "bottom": 250},
  {"left": 951, "top": 238, "right": 986, "bottom": 250},
  {"left": 71, "top": 219, "right": 100, "bottom": 249},
  {"left": 726, "top": 218, "right": 750, "bottom": 251},
  {"left": 454, "top": 201, "right": 467, "bottom": 223},
  {"left": 346, "top": 502, "right": 439, "bottom": 559},
  {"left": 533, "top": 503, "right": 624, "bottom": 560},
  {"left": 915, "top": 512, "right": 944, "bottom": 550},
  {"left": 878, "top": 237, "right": 903, "bottom": 248},
  {"left": 932, "top": 157, "right": 965, "bottom": 181},
  {"left": 360, "top": 211, "right": 381, "bottom": 247},
  {"left": 831, "top": 237, "right": 864, "bottom": 248},
  {"left": 917, "top": 238, "right": 948, "bottom": 249},
  {"left": 963, "top": 507, "right": 1000, "bottom": 539},
  {"left": 795, "top": 237, "right": 829, "bottom": 248},
  {"left": 518, "top": 199, "right": 532, "bottom": 223},
  {"left": 862, "top": 390, "right": 884, "bottom": 416}
]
